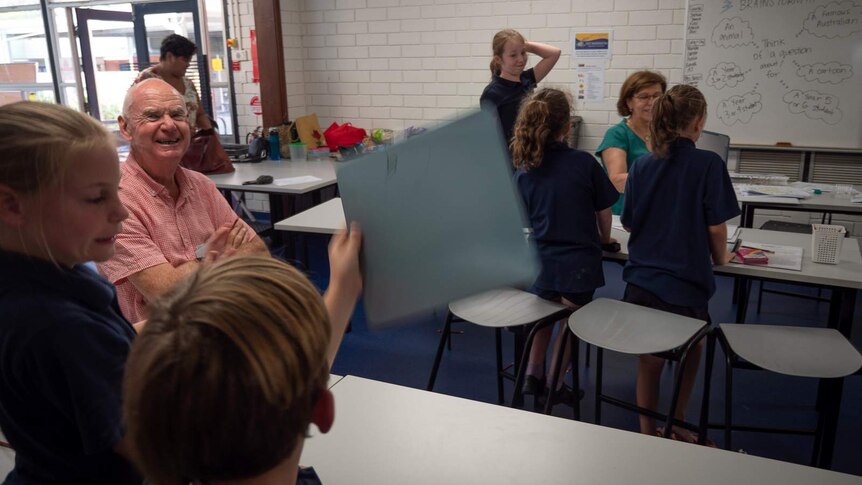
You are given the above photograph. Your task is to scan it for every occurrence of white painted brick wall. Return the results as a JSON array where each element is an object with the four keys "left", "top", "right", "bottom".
[{"left": 257, "top": 0, "right": 688, "bottom": 155}]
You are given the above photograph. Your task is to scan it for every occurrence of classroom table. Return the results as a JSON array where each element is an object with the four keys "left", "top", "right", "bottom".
[
  {"left": 274, "top": 197, "right": 345, "bottom": 234},
  {"left": 272, "top": 197, "right": 345, "bottom": 268},
  {"left": 301, "top": 376, "right": 860, "bottom": 485},
  {"left": 328, "top": 374, "right": 344, "bottom": 389},
  {"left": 738, "top": 191, "right": 862, "bottom": 228},
  {"left": 206, "top": 160, "right": 339, "bottom": 247}
]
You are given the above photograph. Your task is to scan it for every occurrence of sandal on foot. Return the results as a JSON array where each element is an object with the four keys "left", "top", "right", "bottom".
[{"left": 658, "top": 427, "right": 717, "bottom": 448}]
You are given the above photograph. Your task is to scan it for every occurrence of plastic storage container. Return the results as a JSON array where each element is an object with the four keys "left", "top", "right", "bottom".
[
  {"left": 288, "top": 142, "right": 306, "bottom": 161},
  {"left": 308, "top": 147, "right": 330, "bottom": 160},
  {"left": 811, "top": 224, "right": 846, "bottom": 264}
]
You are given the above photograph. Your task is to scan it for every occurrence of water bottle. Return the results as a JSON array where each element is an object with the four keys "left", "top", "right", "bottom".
[{"left": 268, "top": 128, "right": 281, "bottom": 160}]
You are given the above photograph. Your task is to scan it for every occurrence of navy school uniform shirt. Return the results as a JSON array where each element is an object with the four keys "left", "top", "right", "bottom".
[
  {"left": 515, "top": 142, "right": 619, "bottom": 294},
  {"left": 0, "top": 251, "right": 140, "bottom": 484},
  {"left": 621, "top": 137, "right": 740, "bottom": 308},
  {"left": 480, "top": 68, "right": 537, "bottom": 148}
]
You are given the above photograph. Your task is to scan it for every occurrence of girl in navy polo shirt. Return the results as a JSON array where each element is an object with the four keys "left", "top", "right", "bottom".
[
  {"left": 512, "top": 88, "right": 618, "bottom": 403},
  {"left": 480, "top": 29, "right": 561, "bottom": 152},
  {"left": 0, "top": 102, "right": 140, "bottom": 483},
  {"left": 621, "top": 84, "right": 739, "bottom": 441}
]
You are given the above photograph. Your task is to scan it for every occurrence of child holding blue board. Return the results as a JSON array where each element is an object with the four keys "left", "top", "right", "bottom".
[
  {"left": 512, "top": 88, "right": 618, "bottom": 402},
  {"left": 621, "top": 84, "right": 739, "bottom": 441}
]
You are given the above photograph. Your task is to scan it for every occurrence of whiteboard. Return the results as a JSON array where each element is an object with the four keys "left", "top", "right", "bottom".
[{"left": 683, "top": 1, "right": 862, "bottom": 149}]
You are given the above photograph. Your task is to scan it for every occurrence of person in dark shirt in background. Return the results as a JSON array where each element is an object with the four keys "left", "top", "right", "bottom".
[
  {"left": 621, "top": 84, "right": 739, "bottom": 443},
  {"left": 480, "top": 29, "right": 561, "bottom": 157},
  {"left": 513, "top": 88, "right": 618, "bottom": 403}
]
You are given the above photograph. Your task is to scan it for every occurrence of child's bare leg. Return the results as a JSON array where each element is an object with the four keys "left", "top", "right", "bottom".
[
  {"left": 546, "top": 299, "right": 583, "bottom": 388},
  {"left": 546, "top": 321, "right": 569, "bottom": 389},
  {"left": 671, "top": 339, "right": 704, "bottom": 434},
  {"left": 637, "top": 354, "right": 666, "bottom": 435},
  {"left": 526, "top": 325, "right": 552, "bottom": 379}
]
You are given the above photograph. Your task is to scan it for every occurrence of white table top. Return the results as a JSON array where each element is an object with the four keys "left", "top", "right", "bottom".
[
  {"left": 740, "top": 192, "right": 862, "bottom": 213},
  {"left": 327, "top": 374, "right": 344, "bottom": 389},
  {"left": 274, "top": 197, "right": 345, "bottom": 233},
  {"left": 302, "top": 376, "right": 860, "bottom": 485},
  {"left": 206, "top": 160, "right": 338, "bottom": 194},
  {"left": 608, "top": 227, "right": 862, "bottom": 290}
]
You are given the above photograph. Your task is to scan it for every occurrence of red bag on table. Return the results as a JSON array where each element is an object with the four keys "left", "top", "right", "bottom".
[
  {"left": 181, "top": 128, "right": 235, "bottom": 174},
  {"left": 323, "top": 122, "right": 366, "bottom": 151}
]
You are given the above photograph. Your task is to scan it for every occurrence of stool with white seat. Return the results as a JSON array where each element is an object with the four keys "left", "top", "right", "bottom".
[
  {"left": 714, "top": 323, "right": 862, "bottom": 462},
  {"left": 568, "top": 298, "right": 712, "bottom": 441},
  {"left": 426, "top": 288, "right": 572, "bottom": 409}
]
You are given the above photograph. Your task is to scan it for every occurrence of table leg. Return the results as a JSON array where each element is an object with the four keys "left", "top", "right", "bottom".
[
  {"left": 734, "top": 277, "right": 751, "bottom": 323},
  {"left": 740, "top": 203, "right": 756, "bottom": 229},
  {"left": 814, "top": 288, "right": 856, "bottom": 469}
]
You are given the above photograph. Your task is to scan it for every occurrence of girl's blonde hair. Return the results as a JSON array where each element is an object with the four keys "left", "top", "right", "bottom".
[
  {"left": 649, "top": 84, "right": 707, "bottom": 159},
  {"left": 0, "top": 101, "right": 112, "bottom": 194},
  {"left": 510, "top": 88, "right": 571, "bottom": 171},
  {"left": 490, "top": 29, "right": 526, "bottom": 76},
  {"left": 123, "top": 255, "right": 331, "bottom": 484}
]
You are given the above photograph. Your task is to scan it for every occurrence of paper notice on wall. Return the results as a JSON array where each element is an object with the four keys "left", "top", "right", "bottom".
[
  {"left": 572, "top": 31, "right": 612, "bottom": 59},
  {"left": 575, "top": 63, "right": 604, "bottom": 102}
]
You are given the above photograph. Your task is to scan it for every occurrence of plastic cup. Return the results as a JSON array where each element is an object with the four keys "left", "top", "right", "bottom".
[
  {"left": 288, "top": 143, "right": 306, "bottom": 161},
  {"left": 835, "top": 184, "right": 853, "bottom": 199}
]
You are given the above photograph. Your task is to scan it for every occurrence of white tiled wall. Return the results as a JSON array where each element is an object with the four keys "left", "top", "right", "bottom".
[{"left": 269, "top": 0, "right": 687, "bottom": 154}]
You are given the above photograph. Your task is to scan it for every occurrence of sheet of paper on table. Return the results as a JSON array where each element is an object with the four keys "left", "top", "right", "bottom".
[
  {"left": 734, "top": 184, "right": 810, "bottom": 199},
  {"left": 729, "top": 243, "right": 803, "bottom": 271}
]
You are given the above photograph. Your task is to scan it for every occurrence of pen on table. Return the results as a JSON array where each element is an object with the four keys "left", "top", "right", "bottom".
[
  {"left": 730, "top": 238, "right": 742, "bottom": 253},
  {"left": 740, "top": 244, "right": 775, "bottom": 253}
]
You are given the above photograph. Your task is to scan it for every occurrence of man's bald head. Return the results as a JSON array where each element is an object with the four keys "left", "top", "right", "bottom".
[{"left": 122, "top": 78, "right": 184, "bottom": 120}]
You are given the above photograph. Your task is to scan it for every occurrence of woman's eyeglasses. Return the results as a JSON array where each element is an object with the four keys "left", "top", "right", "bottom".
[{"left": 632, "top": 93, "right": 662, "bottom": 101}]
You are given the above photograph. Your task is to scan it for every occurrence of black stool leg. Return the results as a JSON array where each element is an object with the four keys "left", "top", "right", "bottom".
[
  {"left": 571, "top": 332, "right": 581, "bottom": 421},
  {"left": 595, "top": 347, "right": 604, "bottom": 425},
  {"left": 698, "top": 331, "right": 716, "bottom": 445},
  {"left": 723, "top": 341, "right": 734, "bottom": 451},
  {"left": 585, "top": 343, "right": 591, "bottom": 368},
  {"left": 495, "top": 328, "right": 504, "bottom": 405},
  {"left": 757, "top": 281, "right": 764, "bottom": 314},
  {"left": 426, "top": 311, "right": 453, "bottom": 391}
]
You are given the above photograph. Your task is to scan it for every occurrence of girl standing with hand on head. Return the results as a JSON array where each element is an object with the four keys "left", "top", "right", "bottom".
[
  {"left": 621, "top": 84, "right": 739, "bottom": 443},
  {"left": 481, "top": 29, "right": 561, "bottom": 152},
  {"left": 512, "top": 88, "right": 618, "bottom": 404}
]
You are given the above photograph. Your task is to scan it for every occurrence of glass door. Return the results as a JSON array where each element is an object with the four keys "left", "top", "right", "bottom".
[
  {"left": 130, "top": 0, "right": 235, "bottom": 137},
  {"left": 76, "top": 7, "right": 140, "bottom": 127},
  {"left": 132, "top": 1, "right": 212, "bottom": 125}
]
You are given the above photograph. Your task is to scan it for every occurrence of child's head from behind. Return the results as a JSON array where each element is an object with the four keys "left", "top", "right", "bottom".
[
  {"left": 123, "top": 255, "right": 333, "bottom": 484},
  {"left": 511, "top": 88, "right": 572, "bottom": 171},
  {"left": 0, "top": 101, "right": 127, "bottom": 267},
  {"left": 650, "top": 84, "right": 707, "bottom": 158},
  {"left": 490, "top": 29, "right": 526, "bottom": 78}
]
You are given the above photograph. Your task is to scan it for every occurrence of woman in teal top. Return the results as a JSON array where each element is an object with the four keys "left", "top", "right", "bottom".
[{"left": 596, "top": 71, "right": 667, "bottom": 214}]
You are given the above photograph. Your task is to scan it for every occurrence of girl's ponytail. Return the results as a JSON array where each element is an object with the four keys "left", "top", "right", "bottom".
[
  {"left": 511, "top": 88, "right": 571, "bottom": 171},
  {"left": 649, "top": 84, "right": 706, "bottom": 159}
]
